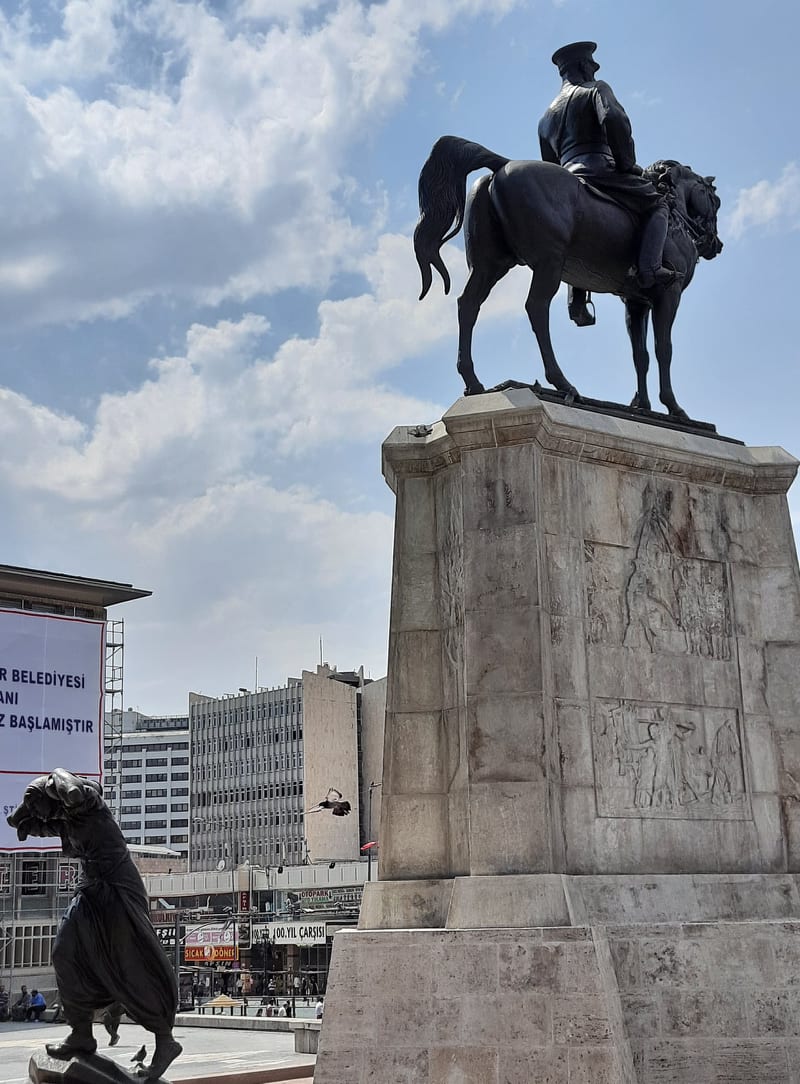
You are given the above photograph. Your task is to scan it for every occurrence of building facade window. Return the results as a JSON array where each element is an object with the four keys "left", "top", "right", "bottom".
[{"left": 20, "top": 860, "right": 46, "bottom": 896}]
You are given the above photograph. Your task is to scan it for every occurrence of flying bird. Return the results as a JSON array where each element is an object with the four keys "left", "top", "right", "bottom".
[
  {"left": 307, "top": 788, "right": 351, "bottom": 816},
  {"left": 131, "top": 1045, "right": 147, "bottom": 1064}
]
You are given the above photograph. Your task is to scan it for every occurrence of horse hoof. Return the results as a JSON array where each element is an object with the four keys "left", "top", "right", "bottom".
[
  {"left": 464, "top": 383, "right": 486, "bottom": 397},
  {"left": 630, "top": 396, "right": 651, "bottom": 412},
  {"left": 563, "top": 386, "right": 580, "bottom": 406}
]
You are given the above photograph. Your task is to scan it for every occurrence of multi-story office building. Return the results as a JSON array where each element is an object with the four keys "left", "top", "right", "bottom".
[
  {"left": 190, "top": 665, "right": 385, "bottom": 871},
  {"left": 103, "top": 710, "right": 192, "bottom": 858}
]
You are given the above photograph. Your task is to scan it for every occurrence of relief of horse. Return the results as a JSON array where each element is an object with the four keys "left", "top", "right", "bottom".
[{"left": 414, "top": 136, "right": 722, "bottom": 419}]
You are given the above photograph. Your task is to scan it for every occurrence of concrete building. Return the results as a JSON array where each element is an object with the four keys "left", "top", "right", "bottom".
[
  {"left": 189, "top": 665, "right": 385, "bottom": 872},
  {"left": 104, "top": 710, "right": 192, "bottom": 857},
  {"left": 142, "top": 860, "right": 367, "bottom": 998}
]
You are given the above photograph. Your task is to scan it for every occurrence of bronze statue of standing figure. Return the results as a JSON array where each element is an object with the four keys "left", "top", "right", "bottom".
[
  {"left": 7, "top": 769, "right": 182, "bottom": 1081},
  {"left": 414, "top": 42, "right": 723, "bottom": 419}
]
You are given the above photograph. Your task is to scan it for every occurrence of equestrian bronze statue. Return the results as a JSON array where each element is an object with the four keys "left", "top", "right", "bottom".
[{"left": 414, "top": 42, "right": 722, "bottom": 420}]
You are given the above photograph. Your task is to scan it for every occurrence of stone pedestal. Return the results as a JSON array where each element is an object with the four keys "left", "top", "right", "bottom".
[
  {"left": 28, "top": 1049, "right": 168, "bottom": 1084},
  {"left": 314, "top": 390, "right": 800, "bottom": 1084}
]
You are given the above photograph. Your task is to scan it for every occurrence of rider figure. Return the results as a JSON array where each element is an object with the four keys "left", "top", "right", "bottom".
[{"left": 538, "top": 41, "right": 676, "bottom": 326}]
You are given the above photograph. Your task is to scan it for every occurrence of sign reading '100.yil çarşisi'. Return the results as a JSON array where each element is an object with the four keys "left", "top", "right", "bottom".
[{"left": 0, "top": 609, "right": 105, "bottom": 851}]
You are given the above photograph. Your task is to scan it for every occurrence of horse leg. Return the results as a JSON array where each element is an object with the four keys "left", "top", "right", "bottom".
[
  {"left": 457, "top": 263, "right": 510, "bottom": 395},
  {"left": 524, "top": 260, "right": 578, "bottom": 401},
  {"left": 652, "top": 289, "right": 688, "bottom": 419},
  {"left": 625, "top": 300, "right": 651, "bottom": 410}
]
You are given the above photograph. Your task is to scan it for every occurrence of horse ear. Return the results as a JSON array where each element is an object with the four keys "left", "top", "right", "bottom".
[
  {"left": 705, "top": 176, "right": 715, "bottom": 185},
  {"left": 656, "top": 162, "right": 681, "bottom": 188}
]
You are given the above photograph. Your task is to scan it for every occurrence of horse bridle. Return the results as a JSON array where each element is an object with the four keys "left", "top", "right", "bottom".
[{"left": 670, "top": 179, "right": 719, "bottom": 259}]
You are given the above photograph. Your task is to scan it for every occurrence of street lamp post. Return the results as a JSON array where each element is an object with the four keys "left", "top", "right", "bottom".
[
  {"left": 261, "top": 933, "right": 269, "bottom": 996},
  {"left": 367, "top": 781, "right": 382, "bottom": 882},
  {"left": 173, "top": 909, "right": 182, "bottom": 978}
]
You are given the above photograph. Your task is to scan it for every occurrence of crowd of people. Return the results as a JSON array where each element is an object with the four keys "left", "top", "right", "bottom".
[
  {"left": 252, "top": 995, "right": 323, "bottom": 1019},
  {"left": 0, "top": 983, "right": 49, "bottom": 1022},
  {"left": 1, "top": 975, "right": 326, "bottom": 1024}
]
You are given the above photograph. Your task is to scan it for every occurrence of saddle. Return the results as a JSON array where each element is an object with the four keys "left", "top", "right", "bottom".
[{"left": 574, "top": 176, "right": 640, "bottom": 228}]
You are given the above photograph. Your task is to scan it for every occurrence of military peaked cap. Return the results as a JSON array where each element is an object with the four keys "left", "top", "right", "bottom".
[{"left": 551, "top": 41, "right": 598, "bottom": 70}]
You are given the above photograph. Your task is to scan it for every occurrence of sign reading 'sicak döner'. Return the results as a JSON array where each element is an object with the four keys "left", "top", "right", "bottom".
[{"left": 0, "top": 609, "right": 105, "bottom": 851}]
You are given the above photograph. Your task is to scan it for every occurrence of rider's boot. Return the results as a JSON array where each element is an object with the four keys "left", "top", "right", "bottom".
[
  {"left": 637, "top": 204, "right": 679, "bottom": 289},
  {"left": 567, "top": 287, "right": 596, "bottom": 327},
  {"left": 638, "top": 266, "right": 679, "bottom": 288}
]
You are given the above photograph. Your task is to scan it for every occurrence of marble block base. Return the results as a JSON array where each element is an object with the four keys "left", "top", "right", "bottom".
[
  {"left": 379, "top": 390, "right": 800, "bottom": 880},
  {"left": 314, "top": 900, "right": 800, "bottom": 1083},
  {"left": 319, "top": 391, "right": 800, "bottom": 1083}
]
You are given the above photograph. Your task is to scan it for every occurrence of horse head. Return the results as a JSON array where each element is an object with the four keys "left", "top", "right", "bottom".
[
  {"left": 645, "top": 160, "right": 723, "bottom": 261},
  {"left": 686, "top": 171, "right": 723, "bottom": 260}
]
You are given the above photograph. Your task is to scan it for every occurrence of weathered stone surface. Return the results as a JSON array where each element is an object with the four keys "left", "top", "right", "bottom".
[
  {"left": 323, "top": 392, "right": 800, "bottom": 1083},
  {"left": 357, "top": 878, "right": 452, "bottom": 930},
  {"left": 466, "top": 693, "right": 545, "bottom": 783},
  {"left": 379, "top": 391, "right": 800, "bottom": 880},
  {"left": 315, "top": 928, "right": 616, "bottom": 1084},
  {"left": 445, "top": 874, "right": 569, "bottom": 928}
]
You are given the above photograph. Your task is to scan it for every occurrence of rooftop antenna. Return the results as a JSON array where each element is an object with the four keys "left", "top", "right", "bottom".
[
  {"left": 255, "top": 655, "right": 258, "bottom": 690},
  {"left": 319, "top": 636, "right": 323, "bottom": 667}
]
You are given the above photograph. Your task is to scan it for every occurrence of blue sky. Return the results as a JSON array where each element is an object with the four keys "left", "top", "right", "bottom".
[{"left": 0, "top": 0, "right": 797, "bottom": 713}]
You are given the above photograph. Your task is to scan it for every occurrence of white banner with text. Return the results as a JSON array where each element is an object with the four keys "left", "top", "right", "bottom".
[{"left": 0, "top": 609, "right": 105, "bottom": 850}]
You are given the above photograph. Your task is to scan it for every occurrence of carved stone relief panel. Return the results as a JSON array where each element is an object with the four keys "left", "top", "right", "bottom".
[
  {"left": 584, "top": 483, "right": 732, "bottom": 661},
  {"left": 592, "top": 697, "right": 750, "bottom": 820}
]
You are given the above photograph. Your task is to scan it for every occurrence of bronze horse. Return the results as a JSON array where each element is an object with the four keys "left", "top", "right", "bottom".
[{"left": 414, "top": 136, "right": 722, "bottom": 419}]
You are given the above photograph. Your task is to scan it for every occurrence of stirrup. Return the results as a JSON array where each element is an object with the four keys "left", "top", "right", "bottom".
[{"left": 568, "top": 296, "right": 596, "bottom": 327}]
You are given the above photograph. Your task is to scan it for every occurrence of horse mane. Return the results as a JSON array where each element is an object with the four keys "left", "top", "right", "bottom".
[
  {"left": 644, "top": 159, "right": 721, "bottom": 258},
  {"left": 643, "top": 159, "right": 686, "bottom": 195}
]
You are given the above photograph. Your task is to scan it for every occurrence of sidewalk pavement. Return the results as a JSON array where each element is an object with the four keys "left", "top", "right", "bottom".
[{"left": 0, "top": 1019, "right": 315, "bottom": 1083}]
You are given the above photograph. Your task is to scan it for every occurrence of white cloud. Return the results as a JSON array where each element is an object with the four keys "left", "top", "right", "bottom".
[
  {"left": 728, "top": 163, "right": 800, "bottom": 238},
  {"left": 0, "top": 0, "right": 523, "bottom": 328},
  {"left": 0, "top": 222, "right": 528, "bottom": 513},
  {"left": 0, "top": 0, "right": 120, "bottom": 84},
  {"left": 0, "top": 253, "right": 59, "bottom": 290},
  {"left": 0, "top": 234, "right": 452, "bottom": 505},
  {"left": 0, "top": 217, "right": 527, "bottom": 709},
  {"left": 0, "top": 0, "right": 530, "bottom": 710}
]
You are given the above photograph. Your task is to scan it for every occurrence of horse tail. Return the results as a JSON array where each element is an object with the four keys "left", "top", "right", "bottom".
[{"left": 414, "top": 135, "right": 510, "bottom": 299}]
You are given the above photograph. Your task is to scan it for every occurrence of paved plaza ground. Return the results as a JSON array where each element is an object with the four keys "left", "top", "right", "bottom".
[{"left": 0, "top": 1019, "right": 315, "bottom": 1083}]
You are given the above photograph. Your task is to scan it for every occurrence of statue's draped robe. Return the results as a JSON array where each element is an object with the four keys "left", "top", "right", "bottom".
[{"left": 19, "top": 778, "right": 177, "bottom": 1031}]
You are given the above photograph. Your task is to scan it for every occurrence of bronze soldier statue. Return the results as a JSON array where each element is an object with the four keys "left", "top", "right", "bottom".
[
  {"left": 7, "top": 769, "right": 182, "bottom": 1080},
  {"left": 538, "top": 41, "right": 677, "bottom": 326}
]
